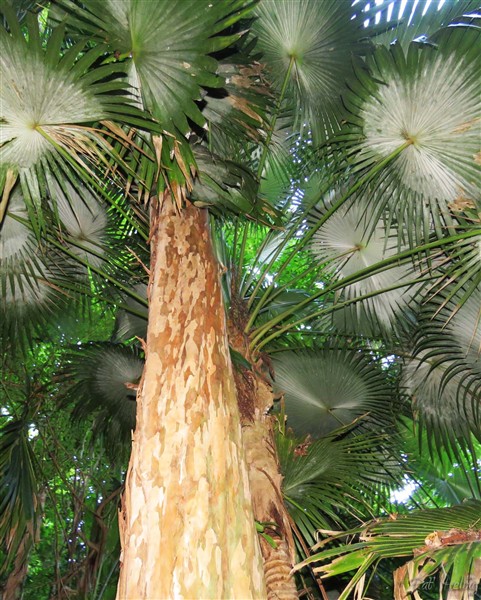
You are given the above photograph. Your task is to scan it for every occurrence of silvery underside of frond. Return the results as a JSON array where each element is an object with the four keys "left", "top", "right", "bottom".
[
  {"left": 403, "top": 353, "right": 476, "bottom": 422},
  {"left": 312, "top": 199, "right": 419, "bottom": 328},
  {"left": 272, "top": 348, "right": 392, "bottom": 437},
  {"left": 49, "top": 178, "right": 108, "bottom": 269},
  {"left": 403, "top": 285, "right": 481, "bottom": 434},
  {"left": 0, "top": 42, "right": 104, "bottom": 170},
  {"left": 0, "top": 190, "right": 52, "bottom": 309},
  {"left": 92, "top": 347, "right": 144, "bottom": 405},
  {"left": 361, "top": 53, "right": 480, "bottom": 207}
]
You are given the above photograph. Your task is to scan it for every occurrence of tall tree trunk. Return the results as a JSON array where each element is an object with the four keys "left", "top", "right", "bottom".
[
  {"left": 229, "top": 325, "right": 298, "bottom": 600},
  {"left": 116, "top": 198, "right": 265, "bottom": 599}
]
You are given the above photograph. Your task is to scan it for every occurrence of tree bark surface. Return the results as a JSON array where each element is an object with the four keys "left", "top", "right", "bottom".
[
  {"left": 240, "top": 385, "right": 298, "bottom": 600},
  {"left": 116, "top": 199, "right": 265, "bottom": 599},
  {"left": 229, "top": 324, "right": 298, "bottom": 600}
]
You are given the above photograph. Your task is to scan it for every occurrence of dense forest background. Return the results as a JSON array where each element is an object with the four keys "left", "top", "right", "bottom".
[{"left": 1, "top": 0, "right": 480, "bottom": 598}]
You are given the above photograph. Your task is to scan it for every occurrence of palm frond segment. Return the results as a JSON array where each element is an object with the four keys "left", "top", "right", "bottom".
[
  {"left": 400, "top": 420, "right": 481, "bottom": 504},
  {"left": 61, "top": 343, "right": 143, "bottom": 456},
  {"left": 0, "top": 416, "right": 38, "bottom": 571},
  {"left": 363, "top": 0, "right": 481, "bottom": 49},
  {"left": 310, "top": 195, "right": 421, "bottom": 334},
  {"left": 296, "top": 501, "right": 481, "bottom": 600},
  {"left": 0, "top": 5, "right": 151, "bottom": 224},
  {"left": 278, "top": 425, "right": 400, "bottom": 549},
  {"left": 49, "top": 177, "right": 109, "bottom": 269},
  {"left": 112, "top": 283, "right": 148, "bottom": 342},
  {"left": 403, "top": 284, "right": 481, "bottom": 458},
  {"left": 0, "top": 188, "right": 62, "bottom": 348},
  {"left": 59, "top": 0, "right": 253, "bottom": 135}
]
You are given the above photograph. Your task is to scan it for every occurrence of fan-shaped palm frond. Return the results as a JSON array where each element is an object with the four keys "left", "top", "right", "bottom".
[
  {"left": 364, "top": 0, "right": 480, "bottom": 49},
  {"left": 296, "top": 500, "right": 481, "bottom": 600},
  {"left": 252, "top": 0, "right": 367, "bottom": 140},
  {"left": 58, "top": 0, "right": 252, "bottom": 134},
  {"left": 112, "top": 283, "right": 148, "bottom": 342},
  {"left": 62, "top": 343, "right": 143, "bottom": 456},
  {"left": 0, "top": 6, "right": 149, "bottom": 227},
  {"left": 48, "top": 178, "right": 109, "bottom": 269},
  {"left": 310, "top": 195, "right": 421, "bottom": 333},
  {"left": 53, "top": 0, "right": 260, "bottom": 210},
  {"left": 414, "top": 284, "right": 481, "bottom": 381},
  {"left": 403, "top": 285, "right": 481, "bottom": 457},
  {"left": 404, "top": 352, "right": 480, "bottom": 456},
  {"left": 0, "top": 188, "right": 62, "bottom": 346},
  {"left": 344, "top": 29, "right": 481, "bottom": 237},
  {"left": 272, "top": 346, "right": 395, "bottom": 437},
  {"left": 278, "top": 426, "right": 401, "bottom": 550}
]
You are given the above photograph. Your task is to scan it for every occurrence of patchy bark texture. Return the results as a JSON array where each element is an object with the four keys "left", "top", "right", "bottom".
[
  {"left": 116, "top": 200, "right": 265, "bottom": 599},
  {"left": 230, "top": 325, "right": 298, "bottom": 600},
  {"left": 241, "top": 387, "right": 298, "bottom": 600}
]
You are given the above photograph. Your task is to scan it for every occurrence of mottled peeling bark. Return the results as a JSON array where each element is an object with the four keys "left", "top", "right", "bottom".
[
  {"left": 242, "top": 391, "right": 298, "bottom": 600},
  {"left": 230, "top": 326, "right": 298, "bottom": 600},
  {"left": 116, "top": 199, "right": 265, "bottom": 599}
]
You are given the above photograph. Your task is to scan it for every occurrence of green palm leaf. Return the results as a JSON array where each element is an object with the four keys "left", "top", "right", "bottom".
[
  {"left": 252, "top": 0, "right": 367, "bottom": 140},
  {"left": 278, "top": 426, "right": 400, "bottom": 549},
  {"left": 272, "top": 346, "right": 395, "bottom": 437},
  {"left": 427, "top": 210, "right": 481, "bottom": 313},
  {"left": 296, "top": 500, "right": 481, "bottom": 600},
  {"left": 62, "top": 343, "right": 143, "bottom": 455},
  {"left": 400, "top": 420, "right": 481, "bottom": 505},
  {"left": 58, "top": 0, "right": 253, "bottom": 134},
  {"left": 55, "top": 1, "right": 274, "bottom": 217},
  {"left": 0, "top": 416, "right": 38, "bottom": 571}
]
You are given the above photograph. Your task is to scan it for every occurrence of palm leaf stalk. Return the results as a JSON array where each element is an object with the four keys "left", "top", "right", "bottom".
[
  {"left": 249, "top": 228, "right": 481, "bottom": 352},
  {"left": 244, "top": 142, "right": 412, "bottom": 319}
]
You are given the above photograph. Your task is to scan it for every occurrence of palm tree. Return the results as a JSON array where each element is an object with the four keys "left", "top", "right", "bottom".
[{"left": 1, "top": 0, "right": 480, "bottom": 597}]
